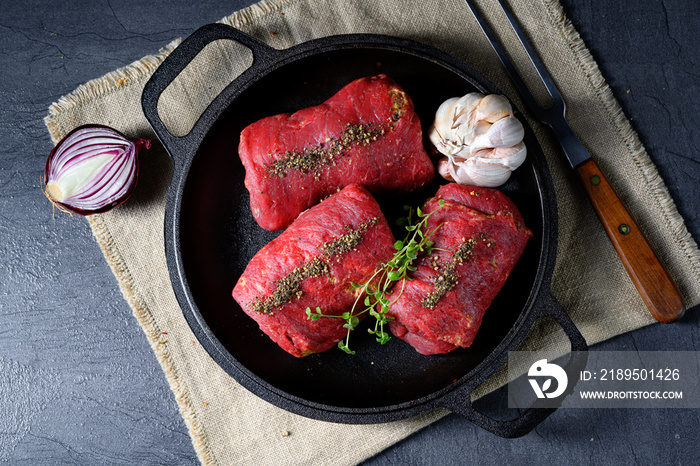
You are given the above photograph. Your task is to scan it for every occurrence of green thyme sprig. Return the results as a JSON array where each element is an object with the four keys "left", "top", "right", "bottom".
[{"left": 305, "top": 199, "right": 445, "bottom": 354}]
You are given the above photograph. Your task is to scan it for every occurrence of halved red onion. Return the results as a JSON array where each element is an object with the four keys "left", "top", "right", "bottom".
[{"left": 43, "top": 125, "right": 151, "bottom": 215}]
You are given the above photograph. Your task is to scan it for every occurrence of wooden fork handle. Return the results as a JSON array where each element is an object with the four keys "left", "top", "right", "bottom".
[{"left": 575, "top": 159, "right": 685, "bottom": 323}]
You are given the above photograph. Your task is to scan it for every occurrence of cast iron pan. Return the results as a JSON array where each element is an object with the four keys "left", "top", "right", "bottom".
[{"left": 141, "top": 23, "right": 588, "bottom": 438}]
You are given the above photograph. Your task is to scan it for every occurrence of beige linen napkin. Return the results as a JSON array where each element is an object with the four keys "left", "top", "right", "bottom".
[{"left": 44, "top": 0, "right": 700, "bottom": 464}]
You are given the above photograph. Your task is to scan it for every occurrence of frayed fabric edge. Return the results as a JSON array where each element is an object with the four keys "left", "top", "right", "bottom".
[
  {"left": 542, "top": 0, "right": 700, "bottom": 299},
  {"left": 85, "top": 214, "right": 218, "bottom": 466}
]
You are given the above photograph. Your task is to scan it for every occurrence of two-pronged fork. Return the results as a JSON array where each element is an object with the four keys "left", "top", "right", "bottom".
[{"left": 464, "top": 0, "right": 684, "bottom": 323}]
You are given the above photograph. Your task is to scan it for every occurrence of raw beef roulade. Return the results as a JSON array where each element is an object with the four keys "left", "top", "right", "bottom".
[
  {"left": 232, "top": 184, "right": 396, "bottom": 357},
  {"left": 238, "top": 74, "right": 435, "bottom": 231},
  {"left": 386, "top": 183, "right": 532, "bottom": 355}
]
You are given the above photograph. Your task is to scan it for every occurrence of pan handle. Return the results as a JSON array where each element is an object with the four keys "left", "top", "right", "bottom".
[
  {"left": 141, "top": 23, "right": 277, "bottom": 168},
  {"left": 443, "top": 290, "right": 588, "bottom": 438}
]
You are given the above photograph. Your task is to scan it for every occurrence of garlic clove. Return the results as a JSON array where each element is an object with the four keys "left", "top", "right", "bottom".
[
  {"left": 428, "top": 124, "right": 442, "bottom": 150},
  {"left": 451, "top": 144, "right": 474, "bottom": 161},
  {"left": 453, "top": 92, "right": 483, "bottom": 115},
  {"left": 438, "top": 156, "right": 479, "bottom": 185},
  {"left": 463, "top": 158, "right": 513, "bottom": 187},
  {"left": 437, "top": 157, "right": 456, "bottom": 182},
  {"left": 470, "top": 115, "right": 524, "bottom": 152},
  {"left": 454, "top": 117, "right": 491, "bottom": 148},
  {"left": 497, "top": 142, "right": 527, "bottom": 169},
  {"left": 472, "top": 119, "right": 493, "bottom": 138},
  {"left": 471, "top": 142, "right": 527, "bottom": 168},
  {"left": 452, "top": 162, "right": 479, "bottom": 185},
  {"left": 475, "top": 94, "right": 512, "bottom": 123},
  {"left": 429, "top": 124, "right": 457, "bottom": 155},
  {"left": 452, "top": 92, "right": 484, "bottom": 128},
  {"left": 430, "top": 99, "right": 458, "bottom": 150},
  {"left": 435, "top": 97, "right": 460, "bottom": 125},
  {"left": 432, "top": 135, "right": 464, "bottom": 157}
]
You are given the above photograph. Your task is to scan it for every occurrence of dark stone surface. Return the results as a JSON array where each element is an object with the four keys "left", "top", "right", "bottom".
[{"left": 0, "top": 0, "right": 697, "bottom": 464}]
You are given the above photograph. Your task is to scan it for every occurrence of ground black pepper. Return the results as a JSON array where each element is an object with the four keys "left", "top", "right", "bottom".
[
  {"left": 250, "top": 218, "right": 378, "bottom": 315},
  {"left": 389, "top": 89, "right": 408, "bottom": 123},
  {"left": 422, "top": 237, "right": 477, "bottom": 309},
  {"left": 266, "top": 123, "right": 385, "bottom": 178},
  {"left": 250, "top": 257, "right": 330, "bottom": 315},
  {"left": 322, "top": 217, "right": 378, "bottom": 256}
]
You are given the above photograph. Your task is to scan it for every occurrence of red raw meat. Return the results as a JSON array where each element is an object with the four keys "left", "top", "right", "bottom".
[
  {"left": 238, "top": 74, "right": 435, "bottom": 231},
  {"left": 386, "top": 184, "right": 532, "bottom": 355},
  {"left": 232, "top": 184, "right": 395, "bottom": 357}
]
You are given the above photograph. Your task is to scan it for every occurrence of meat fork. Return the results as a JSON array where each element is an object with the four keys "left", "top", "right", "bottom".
[{"left": 464, "top": 0, "right": 684, "bottom": 323}]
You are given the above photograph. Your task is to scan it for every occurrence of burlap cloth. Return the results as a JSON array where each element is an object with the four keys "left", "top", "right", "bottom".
[{"left": 44, "top": 0, "right": 700, "bottom": 464}]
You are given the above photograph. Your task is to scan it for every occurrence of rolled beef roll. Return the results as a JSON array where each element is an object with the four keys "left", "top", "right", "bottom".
[
  {"left": 232, "top": 184, "right": 396, "bottom": 357},
  {"left": 386, "top": 183, "right": 532, "bottom": 355},
  {"left": 238, "top": 74, "right": 435, "bottom": 231}
]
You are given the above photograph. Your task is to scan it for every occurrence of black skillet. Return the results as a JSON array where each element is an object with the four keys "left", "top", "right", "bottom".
[{"left": 141, "top": 23, "right": 588, "bottom": 438}]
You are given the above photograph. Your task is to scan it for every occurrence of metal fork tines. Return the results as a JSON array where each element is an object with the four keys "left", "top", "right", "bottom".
[{"left": 464, "top": 0, "right": 590, "bottom": 168}]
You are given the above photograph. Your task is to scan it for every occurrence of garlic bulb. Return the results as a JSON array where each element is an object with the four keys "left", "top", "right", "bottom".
[{"left": 429, "top": 93, "right": 526, "bottom": 187}]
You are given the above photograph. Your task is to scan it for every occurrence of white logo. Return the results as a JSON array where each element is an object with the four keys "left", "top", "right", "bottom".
[{"left": 528, "top": 359, "right": 568, "bottom": 399}]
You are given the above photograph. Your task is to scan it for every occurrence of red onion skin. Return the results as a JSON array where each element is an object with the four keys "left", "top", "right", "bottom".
[{"left": 44, "top": 124, "right": 151, "bottom": 216}]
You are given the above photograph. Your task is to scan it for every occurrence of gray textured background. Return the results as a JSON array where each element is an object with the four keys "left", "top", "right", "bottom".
[{"left": 1, "top": 0, "right": 698, "bottom": 464}]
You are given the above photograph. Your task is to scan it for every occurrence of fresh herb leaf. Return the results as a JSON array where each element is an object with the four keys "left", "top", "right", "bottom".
[
  {"left": 306, "top": 202, "right": 444, "bottom": 354},
  {"left": 337, "top": 340, "right": 355, "bottom": 355}
]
